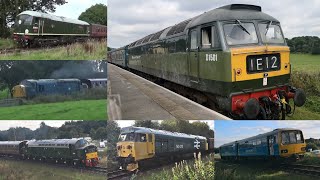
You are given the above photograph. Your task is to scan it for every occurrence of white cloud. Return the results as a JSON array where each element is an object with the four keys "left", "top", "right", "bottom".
[
  {"left": 53, "top": 0, "right": 107, "bottom": 20},
  {"left": 108, "top": 0, "right": 320, "bottom": 48}
]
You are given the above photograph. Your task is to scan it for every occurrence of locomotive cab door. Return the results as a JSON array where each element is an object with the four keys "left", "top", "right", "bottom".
[
  {"left": 188, "top": 28, "right": 200, "bottom": 84},
  {"left": 268, "top": 135, "right": 276, "bottom": 156},
  {"left": 146, "top": 134, "right": 155, "bottom": 156}
]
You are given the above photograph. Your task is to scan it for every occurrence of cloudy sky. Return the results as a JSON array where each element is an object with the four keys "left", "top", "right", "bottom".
[
  {"left": 53, "top": 0, "right": 107, "bottom": 20},
  {"left": 115, "top": 120, "right": 214, "bottom": 131},
  {"left": 109, "top": 0, "right": 320, "bottom": 48},
  {"left": 215, "top": 120, "right": 320, "bottom": 147},
  {"left": 0, "top": 121, "right": 71, "bottom": 131}
]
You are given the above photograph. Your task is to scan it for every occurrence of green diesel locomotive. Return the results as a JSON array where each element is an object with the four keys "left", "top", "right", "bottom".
[{"left": 108, "top": 4, "right": 306, "bottom": 120}]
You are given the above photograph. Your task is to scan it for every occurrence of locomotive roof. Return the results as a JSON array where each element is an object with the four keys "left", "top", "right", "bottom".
[
  {"left": 220, "top": 128, "right": 302, "bottom": 147},
  {"left": 128, "top": 4, "right": 279, "bottom": 48},
  {"left": 18, "top": 11, "right": 89, "bottom": 26},
  {"left": 26, "top": 139, "right": 84, "bottom": 147},
  {"left": 186, "top": 4, "right": 278, "bottom": 29},
  {"left": 23, "top": 79, "right": 81, "bottom": 83},
  {"left": 121, "top": 126, "right": 207, "bottom": 140},
  {"left": 0, "top": 141, "right": 23, "bottom": 145},
  {"left": 86, "top": 78, "right": 108, "bottom": 81}
]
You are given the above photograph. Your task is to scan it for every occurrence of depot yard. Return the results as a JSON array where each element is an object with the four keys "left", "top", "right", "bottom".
[
  {"left": 0, "top": 39, "right": 106, "bottom": 60},
  {"left": 0, "top": 159, "right": 105, "bottom": 180},
  {"left": 0, "top": 99, "right": 107, "bottom": 120}
]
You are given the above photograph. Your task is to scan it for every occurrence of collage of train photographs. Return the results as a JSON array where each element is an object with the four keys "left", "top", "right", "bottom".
[{"left": 0, "top": 0, "right": 319, "bottom": 179}]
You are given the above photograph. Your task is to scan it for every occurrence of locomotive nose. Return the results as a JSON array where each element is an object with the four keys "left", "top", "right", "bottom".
[
  {"left": 243, "top": 98, "right": 260, "bottom": 119},
  {"left": 293, "top": 88, "right": 306, "bottom": 107}
]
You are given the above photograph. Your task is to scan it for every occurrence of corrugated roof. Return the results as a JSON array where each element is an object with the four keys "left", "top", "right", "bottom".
[
  {"left": 19, "top": 11, "right": 89, "bottom": 26},
  {"left": 27, "top": 139, "right": 81, "bottom": 147}
]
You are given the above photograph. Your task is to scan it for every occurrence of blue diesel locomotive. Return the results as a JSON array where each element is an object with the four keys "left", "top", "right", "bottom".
[{"left": 220, "top": 128, "right": 306, "bottom": 160}]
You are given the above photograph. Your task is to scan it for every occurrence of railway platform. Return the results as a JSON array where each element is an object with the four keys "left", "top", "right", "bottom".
[{"left": 107, "top": 63, "right": 230, "bottom": 120}]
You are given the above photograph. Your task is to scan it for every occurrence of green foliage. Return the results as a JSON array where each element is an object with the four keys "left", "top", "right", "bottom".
[
  {"left": 0, "top": 120, "right": 107, "bottom": 141},
  {"left": 140, "top": 155, "right": 215, "bottom": 180},
  {"left": 0, "top": 99, "right": 107, "bottom": 120},
  {"left": 287, "top": 36, "right": 320, "bottom": 54},
  {"left": 0, "top": 38, "right": 16, "bottom": 49},
  {"left": 306, "top": 143, "right": 318, "bottom": 151},
  {"left": 79, "top": 4, "right": 107, "bottom": 25}
]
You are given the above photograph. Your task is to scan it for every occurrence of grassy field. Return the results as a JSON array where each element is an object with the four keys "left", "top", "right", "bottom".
[
  {"left": 0, "top": 38, "right": 16, "bottom": 49},
  {"left": 0, "top": 99, "right": 107, "bottom": 120},
  {"left": 0, "top": 159, "right": 105, "bottom": 180},
  {"left": 291, "top": 54, "right": 320, "bottom": 73},
  {"left": 289, "top": 54, "right": 320, "bottom": 120},
  {"left": 0, "top": 40, "right": 106, "bottom": 60},
  {"left": 215, "top": 161, "right": 316, "bottom": 180}
]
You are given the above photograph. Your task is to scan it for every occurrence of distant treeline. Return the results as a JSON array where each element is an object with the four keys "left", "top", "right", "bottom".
[
  {"left": 306, "top": 138, "right": 320, "bottom": 151},
  {"left": 286, "top": 36, "right": 320, "bottom": 54},
  {"left": 0, "top": 121, "right": 108, "bottom": 141}
]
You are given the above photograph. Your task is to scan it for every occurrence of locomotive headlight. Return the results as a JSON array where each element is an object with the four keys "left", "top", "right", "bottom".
[
  {"left": 301, "top": 147, "right": 306, "bottom": 151},
  {"left": 281, "top": 149, "right": 288, "bottom": 153},
  {"left": 236, "top": 68, "right": 242, "bottom": 76},
  {"left": 284, "top": 63, "right": 289, "bottom": 69},
  {"left": 25, "top": 29, "right": 29, "bottom": 34},
  {"left": 127, "top": 145, "right": 132, "bottom": 149}
]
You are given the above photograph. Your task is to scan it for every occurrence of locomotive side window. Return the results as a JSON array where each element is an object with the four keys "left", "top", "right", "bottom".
[
  {"left": 136, "top": 133, "right": 147, "bottom": 142},
  {"left": 201, "top": 27, "right": 212, "bottom": 49},
  {"left": 190, "top": 30, "right": 198, "bottom": 50}
]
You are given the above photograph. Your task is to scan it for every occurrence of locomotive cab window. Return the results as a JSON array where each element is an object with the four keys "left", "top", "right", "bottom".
[
  {"left": 281, "top": 131, "right": 304, "bottom": 145},
  {"left": 201, "top": 26, "right": 220, "bottom": 49},
  {"left": 136, "top": 133, "right": 147, "bottom": 142},
  {"left": 258, "top": 23, "right": 285, "bottom": 44},
  {"left": 223, "top": 22, "right": 258, "bottom": 45}
]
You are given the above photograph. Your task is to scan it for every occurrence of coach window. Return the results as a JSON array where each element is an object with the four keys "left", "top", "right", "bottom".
[{"left": 190, "top": 30, "right": 198, "bottom": 50}]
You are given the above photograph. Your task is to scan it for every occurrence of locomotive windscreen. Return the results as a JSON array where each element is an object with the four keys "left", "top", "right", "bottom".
[
  {"left": 281, "top": 130, "right": 304, "bottom": 145},
  {"left": 16, "top": 15, "right": 33, "bottom": 26}
]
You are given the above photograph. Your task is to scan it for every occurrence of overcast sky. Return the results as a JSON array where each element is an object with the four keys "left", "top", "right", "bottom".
[
  {"left": 215, "top": 121, "right": 320, "bottom": 147},
  {"left": 53, "top": 0, "right": 107, "bottom": 20},
  {"left": 0, "top": 121, "right": 71, "bottom": 131},
  {"left": 109, "top": 0, "right": 320, "bottom": 48}
]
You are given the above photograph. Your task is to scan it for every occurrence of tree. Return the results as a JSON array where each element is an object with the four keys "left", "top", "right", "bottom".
[
  {"left": 78, "top": 4, "right": 107, "bottom": 25},
  {"left": 0, "top": 0, "right": 67, "bottom": 38},
  {"left": 134, "top": 120, "right": 160, "bottom": 129}
]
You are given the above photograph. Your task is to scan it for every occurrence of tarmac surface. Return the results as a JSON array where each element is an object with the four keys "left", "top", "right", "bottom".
[{"left": 107, "top": 63, "right": 231, "bottom": 120}]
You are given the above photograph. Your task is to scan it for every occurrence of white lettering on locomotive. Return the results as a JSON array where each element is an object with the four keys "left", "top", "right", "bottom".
[
  {"left": 206, "top": 54, "right": 218, "bottom": 62},
  {"left": 271, "top": 56, "right": 278, "bottom": 68},
  {"left": 176, "top": 144, "right": 184, "bottom": 149}
]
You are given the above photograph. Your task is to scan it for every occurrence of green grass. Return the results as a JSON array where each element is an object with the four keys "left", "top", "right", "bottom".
[
  {"left": 296, "top": 152, "right": 320, "bottom": 166},
  {"left": 0, "top": 38, "right": 16, "bottom": 49},
  {"left": 0, "top": 99, "right": 107, "bottom": 120},
  {"left": 289, "top": 54, "right": 320, "bottom": 120},
  {"left": 0, "top": 40, "right": 106, "bottom": 60},
  {"left": 291, "top": 54, "right": 320, "bottom": 73},
  {"left": 215, "top": 161, "right": 315, "bottom": 180},
  {"left": 138, "top": 154, "right": 215, "bottom": 180},
  {"left": 0, "top": 159, "right": 105, "bottom": 180}
]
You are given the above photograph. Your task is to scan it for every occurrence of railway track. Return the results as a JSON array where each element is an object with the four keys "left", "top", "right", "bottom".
[
  {"left": 107, "top": 169, "right": 133, "bottom": 180},
  {"left": 281, "top": 163, "right": 320, "bottom": 177}
]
